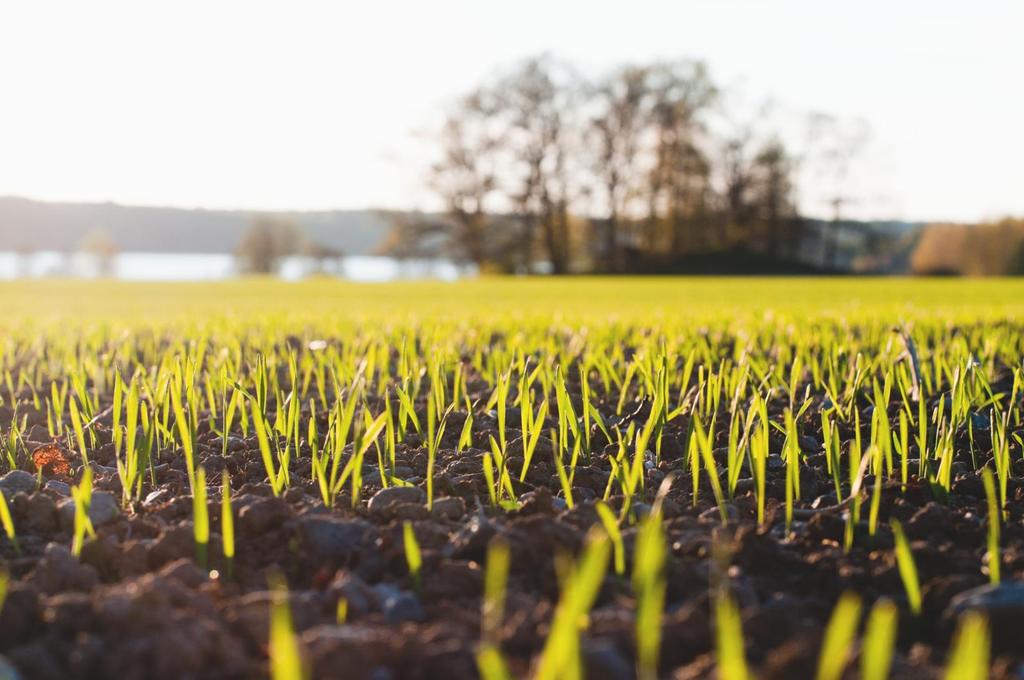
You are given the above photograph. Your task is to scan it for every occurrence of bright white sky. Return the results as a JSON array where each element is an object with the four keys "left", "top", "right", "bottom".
[{"left": 0, "top": 0, "right": 1021, "bottom": 222}]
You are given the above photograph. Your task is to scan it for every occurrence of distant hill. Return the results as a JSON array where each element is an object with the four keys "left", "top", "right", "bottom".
[{"left": 0, "top": 196, "right": 393, "bottom": 255}]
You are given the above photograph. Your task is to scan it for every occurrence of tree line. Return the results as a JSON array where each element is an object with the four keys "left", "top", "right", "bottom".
[{"left": 384, "top": 55, "right": 862, "bottom": 274}]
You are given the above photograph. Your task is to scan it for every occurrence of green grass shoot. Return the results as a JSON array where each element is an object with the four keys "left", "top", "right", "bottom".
[
  {"left": 192, "top": 466, "right": 209, "bottom": 569},
  {"left": 815, "top": 591, "right": 862, "bottom": 680},
  {"left": 943, "top": 612, "right": 990, "bottom": 680},
  {"left": 477, "top": 537, "right": 511, "bottom": 680},
  {"left": 981, "top": 469, "right": 1000, "bottom": 584},
  {"left": 71, "top": 466, "right": 95, "bottom": 558},
  {"left": 714, "top": 591, "right": 750, "bottom": 680},
  {"left": 890, "top": 520, "right": 922, "bottom": 615},
  {"left": 0, "top": 492, "right": 18, "bottom": 555},
  {"left": 861, "top": 598, "right": 898, "bottom": 680},
  {"left": 403, "top": 520, "right": 423, "bottom": 594},
  {"left": 268, "top": 571, "right": 308, "bottom": 680},
  {"left": 535, "top": 528, "right": 610, "bottom": 680},
  {"left": 221, "top": 469, "right": 235, "bottom": 580},
  {"left": 594, "top": 501, "right": 625, "bottom": 576}
]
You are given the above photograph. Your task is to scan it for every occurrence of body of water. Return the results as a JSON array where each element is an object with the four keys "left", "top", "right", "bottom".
[{"left": 0, "top": 251, "right": 472, "bottom": 282}]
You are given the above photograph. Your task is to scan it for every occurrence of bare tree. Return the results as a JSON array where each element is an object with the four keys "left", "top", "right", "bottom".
[
  {"left": 712, "top": 103, "right": 803, "bottom": 260},
  {"left": 645, "top": 61, "right": 717, "bottom": 256},
  {"left": 496, "top": 56, "right": 581, "bottom": 274},
  {"left": 427, "top": 90, "right": 505, "bottom": 268},
  {"left": 588, "top": 65, "right": 651, "bottom": 270},
  {"left": 13, "top": 239, "right": 35, "bottom": 279},
  {"left": 304, "top": 241, "right": 344, "bottom": 276},
  {"left": 79, "top": 228, "right": 118, "bottom": 277},
  {"left": 718, "top": 130, "right": 758, "bottom": 250},
  {"left": 750, "top": 138, "right": 798, "bottom": 256},
  {"left": 235, "top": 216, "right": 304, "bottom": 275}
]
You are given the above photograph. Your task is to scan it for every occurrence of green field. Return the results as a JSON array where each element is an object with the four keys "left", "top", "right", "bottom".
[{"left": 5, "top": 277, "right": 1024, "bottom": 326}]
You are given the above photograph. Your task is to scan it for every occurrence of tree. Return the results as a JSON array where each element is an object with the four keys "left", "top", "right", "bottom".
[
  {"left": 304, "top": 241, "right": 344, "bottom": 276},
  {"left": 644, "top": 61, "right": 717, "bottom": 256},
  {"left": 235, "top": 216, "right": 304, "bottom": 275},
  {"left": 397, "top": 54, "right": 872, "bottom": 275},
  {"left": 13, "top": 239, "right": 35, "bottom": 279},
  {"left": 750, "top": 138, "right": 798, "bottom": 256},
  {"left": 79, "top": 228, "right": 118, "bottom": 277},
  {"left": 718, "top": 131, "right": 758, "bottom": 250},
  {"left": 384, "top": 89, "right": 513, "bottom": 272},
  {"left": 428, "top": 90, "right": 505, "bottom": 268},
  {"left": 496, "top": 56, "right": 582, "bottom": 274},
  {"left": 588, "top": 65, "right": 651, "bottom": 271},
  {"left": 713, "top": 108, "right": 803, "bottom": 259}
]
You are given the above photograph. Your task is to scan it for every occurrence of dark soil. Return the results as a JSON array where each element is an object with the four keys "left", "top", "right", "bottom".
[{"left": 1, "top": 362, "right": 1023, "bottom": 680}]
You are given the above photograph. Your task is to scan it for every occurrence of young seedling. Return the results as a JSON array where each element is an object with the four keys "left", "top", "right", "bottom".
[
  {"left": 117, "top": 376, "right": 142, "bottom": 504},
  {"left": 550, "top": 430, "right": 575, "bottom": 510},
  {"left": 714, "top": 590, "right": 750, "bottom": 680},
  {"left": 0, "top": 568, "right": 8, "bottom": 614},
  {"left": 333, "top": 410, "right": 388, "bottom": 507},
  {"left": 981, "top": 469, "right": 1000, "bottom": 584},
  {"left": 594, "top": 502, "right": 625, "bottom": 576},
  {"left": 815, "top": 592, "right": 862, "bottom": 680},
  {"left": 268, "top": 571, "right": 308, "bottom": 680},
  {"left": 482, "top": 451, "right": 498, "bottom": 508},
  {"left": 867, "top": 445, "right": 883, "bottom": 536},
  {"left": 944, "top": 612, "right": 989, "bottom": 680},
  {"left": 476, "top": 645, "right": 512, "bottom": 680},
  {"left": 220, "top": 372, "right": 240, "bottom": 458},
  {"left": 221, "top": 469, "right": 235, "bottom": 580},
  {"left": 171, "top": 378, "right": 197, "bottom": 493},
  {"left": 693, "top": 415, "right": 728, "bottom": 524},
  {"left": 250, "top": 396, "right": 285, "bottom": 496},
  {"left": 633, "top": 496, "right": 668, "bottom": 680},
  {"left": 68, "top": 396, "right": 90, "bottom": 466},
  {"left": 193, "top": 466, "right": 209, "bottom": 569},
  {"left": 519, "top": 399, "right": 549, "bottom": 482},
  {"left": 890, "top": 520, "right": 922, "bottom": 615},
  {"left": 535, "top": 528, "right": 610, "bottom": 680},
  {"left": 861, "top": 598, "right": 898, "bottom": 680},
  {"left": 402, "top": 520, "right": 423, "bottom": 594},
  {"left": 425, "top": 400, "right": 450, "bottom": 510},
  {"left": 457, "top": 402, "right": 474, "bottom": 453},
  {"left": 783, "top": 409, "right": 801, "bottom": 533},
  {"left": 477, "top": 537, "right": 512, "bottom": 680},
  {"left": 0, "top": 492, "right": 19, "bottom": 555},
  {"left": 750, "top": 401, "right": 769, "bottom": 527},
  {"left": 481, "top": 536, "right": 509, "bottom": 643},
  {"left": 2, "top": 412, "right": 23, "bottom": 471},
  {"left": 71, "top": 466, "right": 95, "bottom": 558}
]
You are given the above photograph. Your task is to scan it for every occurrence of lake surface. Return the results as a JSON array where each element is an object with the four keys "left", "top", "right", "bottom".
[{"left": 0, "top": 252, "right": 471, "bottom": 282}]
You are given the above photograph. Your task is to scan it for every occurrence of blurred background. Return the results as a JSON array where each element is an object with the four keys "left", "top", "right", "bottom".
[{"left": 1, "top": 0, "right": 1022, "bottom": 281}]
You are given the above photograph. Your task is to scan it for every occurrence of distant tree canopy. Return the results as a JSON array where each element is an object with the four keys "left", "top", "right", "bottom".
[
  {"left": 911, "top": 218, "right": 1024, "bottom": 276},
  {"left": 235, "top": 216, "right": 304, "bottom": 275},
  {"left": 389, "top": 55, "right": 809, "bottom": 274}
]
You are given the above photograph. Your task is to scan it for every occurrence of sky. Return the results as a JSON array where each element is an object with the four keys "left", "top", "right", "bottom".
[{"left": 0, "top": 0, "right": 1021, "bottom": 222}]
